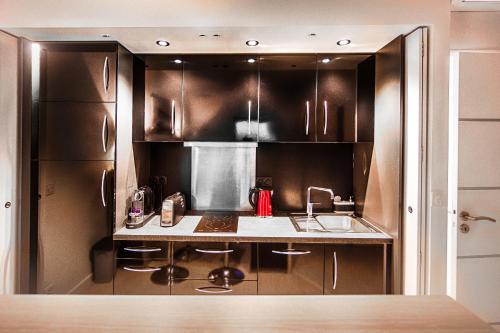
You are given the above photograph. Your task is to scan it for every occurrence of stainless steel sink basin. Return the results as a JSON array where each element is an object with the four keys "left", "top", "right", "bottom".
[{"left": 289, "top": 214, "right": 376, "bottom": 233}]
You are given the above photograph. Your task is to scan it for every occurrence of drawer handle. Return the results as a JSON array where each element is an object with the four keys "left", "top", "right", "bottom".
[
  {"left": 101, "top": 114, "right": 108, "bottom": 153},
  {"left": 195, "top": 248, "right": 234, "bottom": 254},
  {"left": 103, "top": 56, "right": 110, "bottom": 93},
  {"left": 123, "top": 266, "right": 162, "bottom": 273},
  {"left": 272, "top": 249, "right": 311, "bottom": 256},
  {"left": 100, "top": 169, "right": 107, "bottom": 207},
  {"left": 123, "top": 246, "right": 163, "bottom": 253},
  {"left": 195, "top": 286, "right": 233, "bottom": 294}
]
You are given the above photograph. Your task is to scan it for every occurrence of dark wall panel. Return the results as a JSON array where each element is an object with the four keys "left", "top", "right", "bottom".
[
  {"left": 256, "top": 143, "right": 353, "bottom": 212},
  {"left": 149, "top": 143, "right": 192, "bottom": 209},
  {"left": 356, "top": 56, "right": 375, "bottom": 142}
]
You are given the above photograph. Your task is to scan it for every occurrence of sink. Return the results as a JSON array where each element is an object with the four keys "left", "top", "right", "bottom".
[{"left": 289, "top": 214, "right": 376, "bottom": 233}]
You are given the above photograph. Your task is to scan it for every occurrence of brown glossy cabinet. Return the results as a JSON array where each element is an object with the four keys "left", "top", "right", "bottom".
[
  {"left": 324, "top": 244, "right": 386, "bottom": 295},
  {"left": 144, "top": 56, "right": 184, "bottom": 141},
  {"left": 258, "top": 243, "right": 324, "bottom": 295},
  {"left": 114, "top": 259, "right": 171, "bottom": 295},
  {"left": 259, "top": 55, "right": 318, "bottom": 142},
  {"left": 316, "top": 55, "right": 360, "bottom": 142},
  {"left": 182, "top": 55, "right": 259, "bottom": 141},
  {"left": 39, "top": 44, "right": 117, "bottom": 102},
  {"left": 38, "top": 102, "right": 116, "bottom": 161}
]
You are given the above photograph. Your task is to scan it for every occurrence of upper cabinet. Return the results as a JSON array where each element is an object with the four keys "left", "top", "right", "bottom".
[
  {"left": 144, "top": 56, "right": 184, "bottom": 141},
  {"left": 356, "top": 56, "right": 376, "bottom": 142},
  {"left": 259, "top": 55, "right": 317, "bottom": 142},
  {"left": 39, "top": 44, "right": 117, "bottom": 102},
  {"left": 183, "top": 55, "right": 259, "bottom": 141},
  {"left": 317, "top": 55, "right": 363, "bottom": 142}
]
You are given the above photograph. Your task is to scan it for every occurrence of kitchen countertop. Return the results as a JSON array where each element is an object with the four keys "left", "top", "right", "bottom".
[
  {"left": 113, "top": 215, "right": 392, "bottom": 244},
  {"left": 0, "top": 295, "right": 492, "bottom": 333}
]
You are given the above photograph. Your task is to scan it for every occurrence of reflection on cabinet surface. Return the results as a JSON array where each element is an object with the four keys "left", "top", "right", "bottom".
[
  {"left": 259, "top": 55, "right": 317, "bottom": 142},
  {"left": 324, "top": 244, "right": 386, "bottom": 295},
  {"left": 144, "top": 56, "right": 183, "bottom": 141},
  {"left": 258, "top": 243, "right": 324, "bottom": 295},
  {"left": 114, "top": 259, "right": 171, "bottom": 295},
  {"left": 39, "top": 44, "right": 117, "bottom": 102},
  {"left": 183, "top": 55, "right": 259, "bottom": 141}
]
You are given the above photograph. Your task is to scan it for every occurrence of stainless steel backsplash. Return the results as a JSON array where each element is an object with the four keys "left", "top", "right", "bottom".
[{"left": 186, "top": 142, "right": 256, "bottom": 211}]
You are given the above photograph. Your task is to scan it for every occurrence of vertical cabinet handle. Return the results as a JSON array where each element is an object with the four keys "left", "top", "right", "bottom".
[
  {"left": 332, "top": 251, "right": 338, "bottom": 290},
  {"left": 171, "top": 100, "right": 176, "bottom": 135},
  {"left": 323, "top": 100, "right": 328, "bottom": 135},
  {"left": 101, "top": 114, "right": 108, "bottom": 153},
  {"left": 101, "top": 170, "right": 107, "bottom": 207},
  {"left": 103, "top": 56, "right": 110, "bottom": 93},
  {"left": 305, "top": 101, "right": 310, "bottom": 135},
  {"left": 248, "top": 100, "right": 252, "bottom": 137}
]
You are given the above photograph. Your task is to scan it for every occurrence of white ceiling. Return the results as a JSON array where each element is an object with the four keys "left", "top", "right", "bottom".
[
  {"left": 0, "top": 0, "right": 448, "bottom": 53},
  {"left": 4, "top": 26, "right": 416, "bottom": 54},
  {"left": 451, "top": 0, "right": 500, "bottom": 11}
]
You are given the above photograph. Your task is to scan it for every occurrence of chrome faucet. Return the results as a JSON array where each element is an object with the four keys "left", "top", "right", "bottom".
[{"left": 307, "top": 186, "right": 334, "bottom": 217}]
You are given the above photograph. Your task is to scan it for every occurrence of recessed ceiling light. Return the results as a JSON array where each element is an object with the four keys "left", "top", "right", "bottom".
[
  {"left": 101, "top": 34, "right": 111, "bottom": 38},
  {"left": 213, "top": 34, "right": 221, "bottom": 37},
  {"left": 321, "top": 58, "right": 331, "bottom": 64},
  {"left": 199, "top": 34, "right": 206, "bottom": 37},
  {"left": 247, "top": 58, "right": 256, "bottom": 64},
  {"left": 309, "top": 33, "right": 317, "bottom": 37},
  {"left": 246, "top": 40, "right": 259, "bottom": 47},
  {"left": 174, "top": 59, "right": 182, "bottom": 64},
  {"left": 337, "top": 39, "right": 351, "bottom": 46},
  {"left": 156, "top": 40, "right": 170, "bottom": 47}
]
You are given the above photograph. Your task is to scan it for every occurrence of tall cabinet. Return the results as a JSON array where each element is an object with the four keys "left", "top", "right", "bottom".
[{"left": 33, "top": 43, "right": 129, "bottom": 294}]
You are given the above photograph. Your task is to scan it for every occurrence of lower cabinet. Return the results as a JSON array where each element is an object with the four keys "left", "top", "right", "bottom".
[
  {"left": 258, "top": 243, "right": 324, "bottom": 295},
  {"left": 171, "top": 280, "right": 257, "bottom": 295},
  {"left": 113, "top": 241, "right": 389, "bottom": 295},
  {"left": 324, "top": 244, "right": 386, "bottom": 295},
  {"left": 114, "top": 259, "right": 171, "bottom": 295}
]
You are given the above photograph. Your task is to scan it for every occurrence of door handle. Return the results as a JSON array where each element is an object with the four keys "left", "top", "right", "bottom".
[
  {"left": 101, "top": 114, "right": 108, "bottom": 153},
  {"left": 101, "top": 170, "right": 107, "bottom": 207},
  {"left": 323, "top": 100, "right": 328, "bottom": 135},
  {"left": 460, "top": 211, "right": 496, "bottom": 223},
  {"left": 103, "top": 56, "right": 109, "bottom": 93},
  {"left": 171, "top": 100, "right": 176, "bottom": 135},
  {"left": 305, "top": 101, "right": 310, "bottom": 135},
  {"left": 272, "top": 249, "right": 311, "bottom": 256},
  {"left": 195, "top": 286, "right": 233, "bottom": 294},
  {"left": 332, "top": 251, "right": 338, "bottom": 290},
  {"left": 248, "top": 100, "right": 252, "bottom": 137}
]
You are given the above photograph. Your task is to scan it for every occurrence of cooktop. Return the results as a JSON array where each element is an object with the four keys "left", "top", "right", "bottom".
[{"left": 194, "top": 212, "right": 239, "bottom": 233}]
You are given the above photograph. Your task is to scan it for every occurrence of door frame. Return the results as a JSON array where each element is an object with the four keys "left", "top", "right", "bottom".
[{"left": 402, "top": 27, "right": 429, "bottom": 295}]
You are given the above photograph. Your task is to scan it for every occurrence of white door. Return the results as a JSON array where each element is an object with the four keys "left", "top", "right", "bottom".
[
  {"left": 449, "top": 51, "right": 500, "bottom": 330},
  {"left": 403, "top": 27, "right": 428, "bottom": 295},
  {"left": 0, "top": 31, "right": 19, "bottom": 294}
]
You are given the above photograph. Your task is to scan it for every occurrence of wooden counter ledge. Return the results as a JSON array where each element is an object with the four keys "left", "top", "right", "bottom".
[{"left": 0, "top": 295, "right": 492, "bottom": 333}]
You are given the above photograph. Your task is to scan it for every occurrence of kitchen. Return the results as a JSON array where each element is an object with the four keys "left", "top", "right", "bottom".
[{"left": 0, "top": 0, "right": 499, "bottom": 332}]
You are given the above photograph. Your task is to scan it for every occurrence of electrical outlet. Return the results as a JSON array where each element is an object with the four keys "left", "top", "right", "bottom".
[{"left": 256, "top": 177, "right": 272, "bottom": 188}]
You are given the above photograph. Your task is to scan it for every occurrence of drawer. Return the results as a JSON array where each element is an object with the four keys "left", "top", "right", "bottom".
[
  {"left": 116, "top": 241, "right": 169, "bottom": 259},
  {"left": 258, "top": 243, "right": 325, "bottom": 295},
  {"left": 171, "top": 279, "right": 257, "bottom": 295},
  {"left": 114, "top": 259, "right": 171, "bottom": 295},
  {"left": 172, "top": 242, "right": 257, "bottom": 280}
]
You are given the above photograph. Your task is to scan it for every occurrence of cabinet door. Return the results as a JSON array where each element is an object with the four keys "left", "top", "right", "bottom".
[
  {"left": 258, "top": 243, "right": 324, "bottom": 295},
  {"left": 144, "top": 56, "right": 183, "bottom": 141},
  {"left": 324, "top": 244, "right": 386, "bottom": 295},
  {"left": 172, "top": 242, "right": 257, "bottom": 281},
  {"left": 116, "top": 241, "right": 170, "bottom": 260},
  {"left": 39, "top": 44, "right": 116, "bottom": 102},
  {"left": 38, "top": 160, "right": 114, "bottom": 294},
  {"left": 114, "top": 259, "right": 171, "bottom": 295},
  {"left": 317, "top": 57, "right": 357, "bottom": 142},
  {"left": 39, "top": 102, "right": 115, "bottom": 161},
  {"left": 183, "top": 55, "right": 259, "bottom": 141},
  {"left": 171, "top": 280, "right": 257, "bottom": 295},
  {"left": 259, "top": 55, "right": 317, "bottom": 142}
]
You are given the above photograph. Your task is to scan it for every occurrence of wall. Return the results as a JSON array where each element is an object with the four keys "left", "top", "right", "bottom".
[
  {"left": 0, "top": 30, "right": 19, "bottom": 294},
  {"left": 451, "top": 12, "right": 500, "bottom": 50}
]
